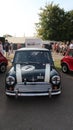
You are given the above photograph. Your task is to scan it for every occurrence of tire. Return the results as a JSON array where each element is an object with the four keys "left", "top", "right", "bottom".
[
  {"left": 0, "top": 64, "right": 7, "bottom": 73},
  {"left": 62, "top": 64, "right": 68, "bottom": 73}
]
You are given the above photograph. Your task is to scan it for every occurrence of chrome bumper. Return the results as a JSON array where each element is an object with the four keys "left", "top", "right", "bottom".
[
  {"left": 5, "top": 82, "right": 61, "bottom": 97},
  {"left": 6, "top": 90, "right": 61, "bottom": 96}
]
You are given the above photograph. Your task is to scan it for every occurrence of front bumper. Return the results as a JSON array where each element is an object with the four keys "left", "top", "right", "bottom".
[
  {"left": 5, "top": 82, "right": 61, "bottom": 97},
  {"left": 6, "top": 91, "right": 61, "bottom": 96}
]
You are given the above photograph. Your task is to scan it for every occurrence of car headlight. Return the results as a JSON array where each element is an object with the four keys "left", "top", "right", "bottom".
[
  {"left": 6, "top": 76, "right": 15, "bottom": 85},
  {"left": 51, "top": 75, "right": 60, "bottom": 85}
]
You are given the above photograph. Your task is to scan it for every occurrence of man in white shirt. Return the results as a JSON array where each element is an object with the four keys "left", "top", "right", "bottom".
[{"left": 69, "top": 41, "right": 73, "bottom": 49}]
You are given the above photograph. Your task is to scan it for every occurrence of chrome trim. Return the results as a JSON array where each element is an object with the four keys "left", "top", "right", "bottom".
[{"left": 6, "top": 90, "right": 61, "bottom": 96}]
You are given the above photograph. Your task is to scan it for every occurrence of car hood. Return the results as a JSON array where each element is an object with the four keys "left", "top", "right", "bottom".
[{"left": 8, "top": 63, "right": 58, "bottom": 83}]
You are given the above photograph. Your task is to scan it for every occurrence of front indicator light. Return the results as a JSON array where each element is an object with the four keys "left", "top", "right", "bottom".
[
  {"left": 9, "top": 86, "right": 14, "bottom": 91},
  {"left": 53, "top": 86, "right": 58, "bottom": 90}
]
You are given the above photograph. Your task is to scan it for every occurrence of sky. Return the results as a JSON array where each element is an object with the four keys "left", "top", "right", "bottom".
[{"left": 0, "top": 0, "right": 73, "bottom": 37}]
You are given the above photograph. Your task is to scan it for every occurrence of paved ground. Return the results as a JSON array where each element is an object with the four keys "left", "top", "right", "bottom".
[
  {"left": 0, "top": 51, "right": 73, "bottom": 130},
  {"left": 0, "top": 69, "right": 73, "bottom": 130}
]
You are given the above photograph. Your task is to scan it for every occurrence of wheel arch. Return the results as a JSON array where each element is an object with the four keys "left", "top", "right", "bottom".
[
  {"left": 0, "top": 62, "right": 7, "bottom": 73},
  {"left": 61, "top": 62, "right": 69, "bottom": 70},
  {"left": 61, "top": 62, "right": 70, "bottom": 73},
  {"left": 0, "top": 62, "right": 7, "bottom": 66}
]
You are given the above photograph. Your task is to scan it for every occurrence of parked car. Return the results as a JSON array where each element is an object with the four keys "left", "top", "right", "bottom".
[
  {"left": 0, "top": 52, "right": 8, "bottom": 73},
  {"left": 61, "top": 49, "right": 73, "bottom": 73},
  {"left": 5, "top": 48, "right": 61, "bottom": 98}
]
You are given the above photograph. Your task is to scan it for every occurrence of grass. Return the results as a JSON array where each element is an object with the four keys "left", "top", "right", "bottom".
[
  {"left": 54, "top": 59, "right": 61, "bottom": 71},
  {"left": 52, "top": 52, "right": 62, "bottom": 71}
]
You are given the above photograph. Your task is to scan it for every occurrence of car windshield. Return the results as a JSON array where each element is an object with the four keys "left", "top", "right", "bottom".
[{"left": 13, "top": 50, "right": 53, "bottom": 64}]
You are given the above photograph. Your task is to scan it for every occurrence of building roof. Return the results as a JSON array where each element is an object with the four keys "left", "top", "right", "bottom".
[
  {"left": 6, "top": 37, "right": 25, "bottom": 44},
  {"left": 25, "top": 37, "right": 42, "bottom": 43},
  {"left": 6, "top": 37, "right": 42, "bottom": 44}
]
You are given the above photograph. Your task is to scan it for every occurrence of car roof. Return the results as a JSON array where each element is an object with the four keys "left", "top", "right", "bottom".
[{"left": 16, "top": 47, "right": 50, "bottom": 52}]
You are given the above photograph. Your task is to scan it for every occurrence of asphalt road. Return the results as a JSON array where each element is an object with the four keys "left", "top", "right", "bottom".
[{"left": 0, "top": 67, "right": 73, "bottom": 130}]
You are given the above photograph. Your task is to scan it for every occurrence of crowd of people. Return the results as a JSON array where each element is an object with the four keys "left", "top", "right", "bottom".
[
  {"left": 52, "top": 41, "right": 73, "bottom": 55},
  {"left": 0, "top": 39, "right": 73, "bottom": 58}
]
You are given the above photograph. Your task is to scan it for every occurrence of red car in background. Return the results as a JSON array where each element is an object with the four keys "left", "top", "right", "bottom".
[
  {"left": 0, "top": 52, "right": 8, "bottom": 73},
  {"left": 61, "top": 49, "right": 73, "bottom": 73}
]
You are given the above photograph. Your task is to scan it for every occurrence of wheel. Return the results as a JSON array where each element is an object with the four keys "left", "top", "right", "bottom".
[
  {"left": 0, "top": 64, "right": 7, "bottom": 73},
  {"left": 62, "top": 64, "right": 68, "bottom": 73}
]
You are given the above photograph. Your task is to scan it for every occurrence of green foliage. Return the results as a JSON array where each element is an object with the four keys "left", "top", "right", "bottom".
[{"left": 36, "top": 2, "right": 73, "bottom": 41}]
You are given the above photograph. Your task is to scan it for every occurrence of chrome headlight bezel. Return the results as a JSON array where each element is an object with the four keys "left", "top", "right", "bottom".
[
  {"left": 6, "top": 76, "right": 15, "bottom": 85},
  {"left": 51, "top": 75, "right": 61, "bottom": 85}
]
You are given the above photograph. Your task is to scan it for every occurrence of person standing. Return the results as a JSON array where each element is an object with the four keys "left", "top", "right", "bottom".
[
  {"left": 4, "top": 40, "right": 10, "bottom": 57},
  {"left": 0, "top": 41, "right": 3, "bottom": 54},
  {"left": 69, "top": 41, "right": 73, "bottom": 49}
]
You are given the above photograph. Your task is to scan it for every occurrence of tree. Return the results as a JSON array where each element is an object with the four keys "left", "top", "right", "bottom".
[
  {"left": 36, "top": 2, "right": 73, "bottom": 41},
  {"left": 65, "top": 10, "right": 73, "bottom": 41}
]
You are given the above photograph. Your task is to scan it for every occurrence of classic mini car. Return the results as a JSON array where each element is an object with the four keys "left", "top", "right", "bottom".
[
  {"left": 0, "top": 52, "right": 8, "bottom": 73},
  {"left": 61, "top": 49, "right": 73, "bottom": 73},
  {"left": 5, "top": 48, "right": 61, "bottom": 98}
]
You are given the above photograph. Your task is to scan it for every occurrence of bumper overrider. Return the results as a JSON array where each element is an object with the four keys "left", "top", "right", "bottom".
[{"left": 5, "top": 64, "right": 61, "bottom": 98}]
